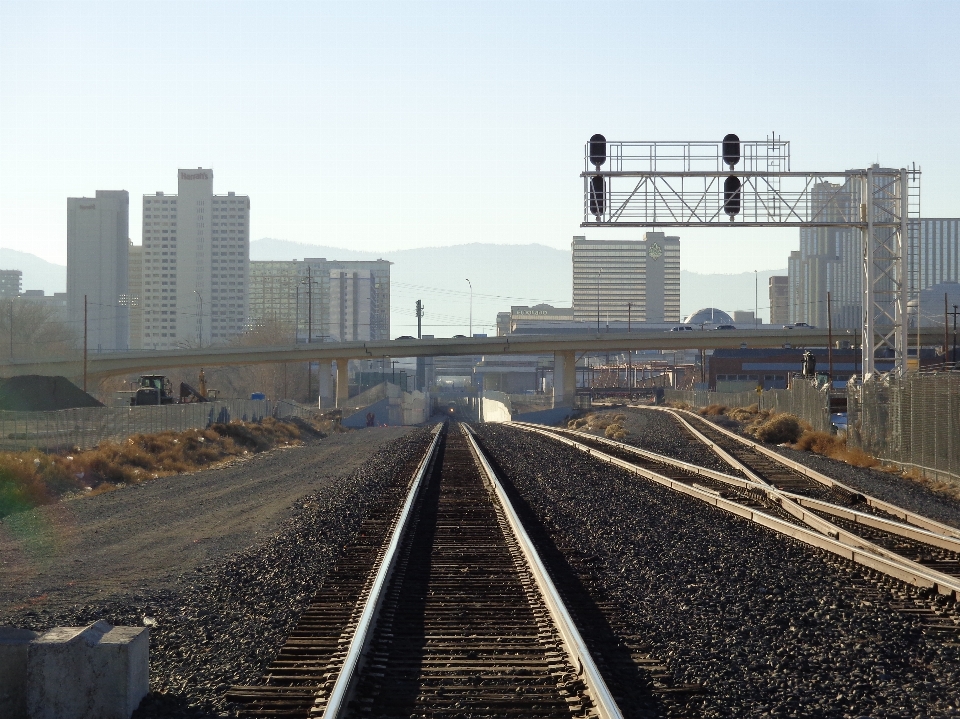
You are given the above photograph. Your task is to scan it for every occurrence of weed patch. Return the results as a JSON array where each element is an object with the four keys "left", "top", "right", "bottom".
[{"left": 0, "top": 416, "right": 329, "bottom": 519}]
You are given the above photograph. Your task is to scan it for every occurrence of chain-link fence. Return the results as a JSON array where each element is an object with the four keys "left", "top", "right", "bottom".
[
  {"left": 664, "top": 380, "right": 832, "bottom": 433},
  {"left": 663, "top": 388, "right": 757, "bottom": 410},
  {"left": 0, "top": 399, "right": 320, "bottom": 452},
  {"left": 848, "top": 373, "right": 960, "bottom": 484}
]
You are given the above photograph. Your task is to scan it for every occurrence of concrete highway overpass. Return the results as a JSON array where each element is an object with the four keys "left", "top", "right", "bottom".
[{"left": 0, "top": 328, "right": 942, "bottom": 407}]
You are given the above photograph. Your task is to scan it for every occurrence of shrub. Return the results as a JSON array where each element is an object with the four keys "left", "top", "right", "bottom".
[
  {"left": 727, "top": 405, "right": 760, "bottom": 422},
  {"left": 0, "top": 417, "right": 312, "bottom": 519},
  {"left": 792, "top": 430, "right": 879, "bottom": 468},
  {"left": 604, "top": 423, "right": 624, "bottom": 438},
  {"left": 750, "top": 413, "right": 804, "bottom": 444},
  {"left": 700, "top": 404, "right": 729, "bottom": 416}
]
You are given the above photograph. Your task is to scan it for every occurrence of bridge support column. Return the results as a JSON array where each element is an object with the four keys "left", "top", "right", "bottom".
[
  {"left": 317, "top": 359, "right": 333, "bottom": 409},
  {"left": 553, "top": 351, "right": 577, "bottom": 408},
  {"left": 335, "top": 359, "right": 350, "bottom": 409}
]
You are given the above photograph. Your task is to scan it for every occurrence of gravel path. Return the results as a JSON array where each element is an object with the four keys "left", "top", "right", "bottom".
[
  {"left": 475, "top": 423, "right": 960, "bottom": 719},
  {"left": 0, "top": 427, "right": 412, "bottom": 613},
  {"left": 0, "top": 427, "right": 430, "bottom": 718}
]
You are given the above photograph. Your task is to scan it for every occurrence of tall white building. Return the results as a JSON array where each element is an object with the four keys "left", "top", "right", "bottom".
[
  {"left": 571, "top": 233, "right": 680, "bottom": 324},
  {"left": 141, "top": 170, "right": 249, "bottom": 349},
  {"left": 67, "top": 190, "right": 129, "bottom": 350}
]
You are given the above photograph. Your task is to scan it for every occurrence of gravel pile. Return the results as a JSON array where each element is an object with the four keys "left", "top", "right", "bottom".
[
  {"left": 476, "top": 424, "right": 960, "bottom": 719},
  {"left": 0, "top": 428, "right": 432, "bottom": 718}
]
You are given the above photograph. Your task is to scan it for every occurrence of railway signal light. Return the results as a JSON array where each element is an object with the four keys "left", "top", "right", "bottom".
[
  {"left": 722, "top": 133, "right": 740, "bottom": 170},
  {"left": 589, "top": 175, "right": 605, "bottom": 218},
  {"left": 724, "top": 175, "right": 741, "bottom": 218},
  {"left": 589, "top": 134, "right": 606, "bottom": 168}
]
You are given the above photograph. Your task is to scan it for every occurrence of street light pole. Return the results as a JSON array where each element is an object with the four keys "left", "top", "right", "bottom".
[
  {"left": 193, "top": 291, "right": 203, "bottom": 348},
  {"left": 755, "top": 270, "right": 758, "bottom": 328},
  {"left": 953, "top": 304, "right": 958, "bottom": 367},
  {"left": 596, "top": 269, "right": 602, "bottom": 333},
  {"left": 465, "top": 278, "right": 473, "bottom": 336}
]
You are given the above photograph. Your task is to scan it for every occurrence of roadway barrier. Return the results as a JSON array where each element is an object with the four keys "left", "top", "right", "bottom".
[{"left": 0, "top": 399, "right": 319, "bottom": 452}]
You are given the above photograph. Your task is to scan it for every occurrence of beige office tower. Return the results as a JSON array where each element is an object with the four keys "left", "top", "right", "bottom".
[
  {"left": 571, "top": 233, "right": 680, "bottom": 324},
  {"left": 67, "top": 190, "right": 129, "bottom": 350},
  {"left": 141, "top": 170, "right": 249, "bottom": 349},
  {"left": 126, "top": 242, "right": 143, "bottom": 349},
  {"left": 769, "top": 275, "right": 789, "bottom": 325}
]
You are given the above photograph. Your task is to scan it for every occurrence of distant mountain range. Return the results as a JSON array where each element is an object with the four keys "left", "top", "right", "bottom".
[
  {"left": 0, "top": 241, "right": 786, "bottom": 332},
  {"left": 0, "top": 248, "right": 66, "bottom": 294},
  {"left": 251, "top": 238, "right": 786, "bottom": 326}
]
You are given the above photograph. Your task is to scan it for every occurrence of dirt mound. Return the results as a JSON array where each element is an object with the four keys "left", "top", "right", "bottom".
[{"left": 0, "top": 375, "right": 103, "bottom": 411}]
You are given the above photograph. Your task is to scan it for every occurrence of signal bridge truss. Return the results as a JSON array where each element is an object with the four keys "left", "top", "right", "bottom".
[{"left": 580, "top": 137, "right": 921, "bottom": 377}]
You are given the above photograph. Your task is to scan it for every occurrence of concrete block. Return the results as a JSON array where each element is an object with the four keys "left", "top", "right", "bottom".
[
  {"left": 0, "top": 627, "right": 40, "bottom": 719},
  {"left": 27, "top": 620, "right": 149, "bottom": 719}
]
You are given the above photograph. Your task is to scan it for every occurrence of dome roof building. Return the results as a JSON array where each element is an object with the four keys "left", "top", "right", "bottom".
[{"left": 683, "top": 308, "right": 733, "bottom": 325}]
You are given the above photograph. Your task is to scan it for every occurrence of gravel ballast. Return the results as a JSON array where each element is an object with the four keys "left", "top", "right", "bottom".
[
  {"left": 475, "top": 423, "right": 960, "bottom": 719},
  {"left": 0, "top": 427, "right": 433, "bottom": 717},
  {"left": 579, "top": 407, "right": 740, "bottom": 476},
  {"left": 619, "top": 405, "right": 960, "bottom": 531}
]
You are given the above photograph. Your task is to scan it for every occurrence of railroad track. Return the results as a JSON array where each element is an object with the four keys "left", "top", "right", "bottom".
[
  {"left": 509, "top": 419, "right": 960, "bottom": 605},
  {"left": 656, "top": 409, "right": 960, "bottom": 577},
  {"left": 228, "top": 423, "right": 675, "bottom": 718}
]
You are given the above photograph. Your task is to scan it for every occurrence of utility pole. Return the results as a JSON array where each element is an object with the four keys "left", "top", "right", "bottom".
[
  {"left": 83, "top": 295, "right": 88, "bottom": 392},
  {"left": 193, "top": 291, "right": 203, "bottom": 349},
  {"left": 827, "top": 291, "right": 833, "bottom": 383},
  {"left": 416, "top": 299, "right": 424, "bottom": 339},
  {"left": 465, "top": 279, "right": 473, "bottom": 337},
  {"left": 8, "top": 300, "right": 13, "bottom": 359},
  {"left": 307, "top": 266, "right": 313, "bottom": 344},
  {"left": 755, "top": 270, "right": 759, "bottom": 328},
  {"left": 627, "top": 302, "right": 632, "bottom": 332},
  {"left": 952, "top": 304, "right": 959, "bottom": 368},
  {"left": 596, "top": 269, "right": 602, "bottom": 333},
  {"left": 946, "top": 294, "right": 950, "bottom": 370}
]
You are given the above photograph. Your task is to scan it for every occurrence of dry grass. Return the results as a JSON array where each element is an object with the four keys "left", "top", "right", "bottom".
[
  {"left": 0, "top": 416, "right": 328, "bottom": 519},
  {"left": 699, "top": 404, "right": 729, "bottom": 416},
  {"left": 790, "top": 430, "right": 879, "bottom": 468},
  {"left": 746, "top": 412, "right": 805, "bottom": 444},
  {"left": 568, "top": 412, "right": 629, "bottom": 439},
  {"left": 727, "top": 404, "right": 760, "bottom": 422}
]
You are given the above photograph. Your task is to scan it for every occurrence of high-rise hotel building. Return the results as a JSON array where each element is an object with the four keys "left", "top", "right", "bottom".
[
  {"left": 67, "top": 190, "right": 129, "bottom": 350},
  {"left": 571, "top": 233, "right": 680, "bottom": 324},
  {"left": 141, "top": 170, "right": 249, "bottom": 349}
]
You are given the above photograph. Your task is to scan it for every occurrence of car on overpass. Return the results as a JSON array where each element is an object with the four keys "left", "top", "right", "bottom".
[{"left": 669, "top": 326, "right": 695, "bottom": 332}]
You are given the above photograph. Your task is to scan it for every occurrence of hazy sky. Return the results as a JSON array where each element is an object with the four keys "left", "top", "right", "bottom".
[{"left": 1, "top": 0, "right": 958, "bottom": 274}]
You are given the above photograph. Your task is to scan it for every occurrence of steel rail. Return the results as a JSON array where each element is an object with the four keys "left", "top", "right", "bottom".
[
  {"left": 513, "top": 421, "right": 960, "bottom": 557},
  {"left": 319, "top": 423, "right": 443, "bottom": 719},
  {"left": 657, "top": 407, "right": 960, "bottom": 540},
  {"left": 462, "top": 423, "right": 625, "bottom": 719},
  {"left": 509, "top": 422, "right": 960, "bottom": 598}
]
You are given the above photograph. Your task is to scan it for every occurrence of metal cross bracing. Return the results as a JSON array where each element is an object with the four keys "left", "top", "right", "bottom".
[{"left": 580, "top": 135, "right": 921, "bottom": 377}]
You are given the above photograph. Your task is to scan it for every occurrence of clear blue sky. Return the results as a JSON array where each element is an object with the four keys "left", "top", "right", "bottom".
[{"left": 1, "top": 0, "right": 958, "bottom": 274}]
